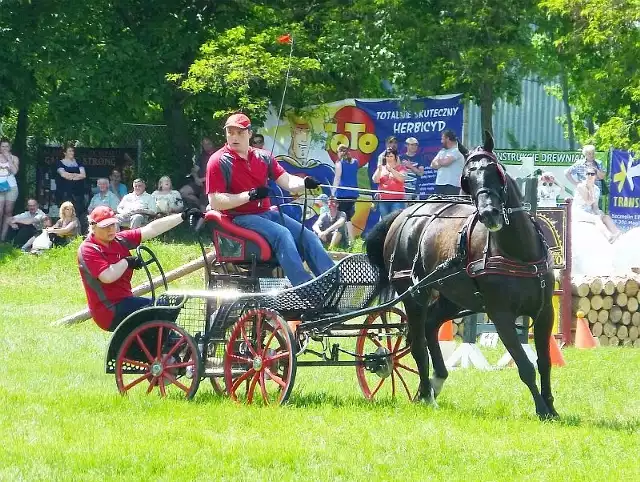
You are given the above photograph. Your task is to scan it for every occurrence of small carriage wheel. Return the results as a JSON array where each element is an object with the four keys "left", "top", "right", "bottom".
[
  {"left": 224, "top": 309, "right": 297, "bottom": 405},
  {"left": 115, "top": 320, "right": 201, "bottom": 400},
  {"left": 355, "top": 307, "right": 419, "bottom": 401}
]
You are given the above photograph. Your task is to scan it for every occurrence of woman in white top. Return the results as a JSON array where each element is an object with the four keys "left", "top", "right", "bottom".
[
  {"left": 0, "top": 138, "right": 20, "bottom": 242},
  {"left": 572, "top": 167, "right": 621, "bottom": 243},
  {"left": 151, "top": 176, "right": 183, "bottom": 215}
]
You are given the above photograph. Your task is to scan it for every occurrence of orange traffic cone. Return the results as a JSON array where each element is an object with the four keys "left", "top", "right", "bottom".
[
  {"left": 549, "top": 336, "right": 566, "bottom": 367},
  {"left": 438, "top": 320, "right": 454, "bottom": 341},
  {"left": 575, "top": 310, "right": 597, "bottom": 349}
]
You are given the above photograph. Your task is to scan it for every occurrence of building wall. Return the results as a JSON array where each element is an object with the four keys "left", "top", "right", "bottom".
[{"left": 465, "top": 78, "right": 573, "bottom": 151}]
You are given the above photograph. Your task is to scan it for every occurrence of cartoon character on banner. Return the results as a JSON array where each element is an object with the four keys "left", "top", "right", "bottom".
[{"left": 537, "top": 171, "right": 563, "bottom": 208}]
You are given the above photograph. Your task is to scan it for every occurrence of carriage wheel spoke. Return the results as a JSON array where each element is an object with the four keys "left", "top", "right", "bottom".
[
  {"left": 158, "top": 376, "right": 167, "bottom": 397},
  {"left": 163, "top": 336, "right": 186, "bottom": 361},
  {"left": 395, "top": 346, "right": 412, "bottom": 360},
  {"left": 247, "top": 372, "right": 260, "bottom": 403},
  {"left": 391, "top": 371, "right": 397, "bottom": 397},
  {"left": 231, "top": 368, "right": 256, "bottom": 394},
  {"left": 156, "top": 326, "right": 164, "bottom": 360},
  {"left": 240, "top": 323, "right": 257, "bottom": 357},
  {"left": 228, "top": 354, "right": 252, "bottom": 365},
  {"left": 393, "top": 334, "right": 404, "bottom": 353},
  {"left": 370, "top": 378, "right": 385, "bottom": 398},
  {"left": 264, "top": 350, "right": 290, "bottom": 364},
  {"left": 395, "top": 362, "right": 419, "bottom": 376},
  {"left": 135, "top": 335, "right": 154, "bottom": 363},
  {"left": 255, "top": 311, "right": 263, "bottom": 351},
  {"left": 259, "top": 372, "right": 269, "bottom": 402},
  {"left": 121, "top": 358, "right": 149, "bottom": 370},
  {"left": 264, "top": 368, "right": 286, "bottom": 388},
  {"left": 145, "top": 376, "right": 157, "bottom": 394},
  {"left": 367, "top": 334, "right": 384, "bottom": 349},
  {"left": 385, "top": 329, "right": 393, "bottom": 351},
  {"left": 124, "top": 373, "right": 152, "bottom": 392},
  {"left": 394, "top": 368, "right": 412, "bottom": 399},
  {"left": 165, "top": 360, "right": 194, "bottom": 370},
  {"left": 262, "top": 324, "right": 278, "bottom": 351},
  {"left": 164, "top": 372, "right": 190, "bottom": 394}
]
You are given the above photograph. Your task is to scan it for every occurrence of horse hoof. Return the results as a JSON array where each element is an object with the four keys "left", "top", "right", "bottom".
[
  {"left": 537, "top": 410, "right": 560, "bottom": 421},
  {"left": 414, "top": 387, "right": 439, "bottom": 408},
  {"left": 429, "top": 377, "right": 445, "bottom": 399}
]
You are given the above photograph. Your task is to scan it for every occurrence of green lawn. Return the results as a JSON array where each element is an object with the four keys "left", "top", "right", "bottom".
[{"left": 1, "top": 240, "right": 639, "bottom": 481}]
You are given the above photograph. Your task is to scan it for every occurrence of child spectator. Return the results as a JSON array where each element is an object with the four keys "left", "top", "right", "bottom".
[
  {"left": 152, "top": 176, "right": 183, "bottom": 215},
  {"left": 117, "top": 179, "right": 157, "bottom": 228}
]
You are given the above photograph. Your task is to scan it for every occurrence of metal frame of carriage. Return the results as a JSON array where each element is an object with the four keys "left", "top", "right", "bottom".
[{"left": 104, "top": 208, "right": 457, "bottom": 404}]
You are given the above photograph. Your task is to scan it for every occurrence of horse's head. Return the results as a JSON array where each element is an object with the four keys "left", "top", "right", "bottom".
[{"left": 460, "top": 131, "right": 508, "bottom": 232}]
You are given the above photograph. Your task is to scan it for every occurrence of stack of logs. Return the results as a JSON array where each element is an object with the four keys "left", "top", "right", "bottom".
[{"left": 572, "top": 276, "right": 640, "bottom": 347}]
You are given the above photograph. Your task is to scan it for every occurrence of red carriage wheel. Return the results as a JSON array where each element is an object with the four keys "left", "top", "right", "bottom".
[
  {"left": 355, "top": 307, "right": 419, "bottom": 401},
  {"left": 115, "top": 320, "right": 201, "bottom": 399},
  {"left": 224, "top": 309, "right": 296, "bottom": 405}
]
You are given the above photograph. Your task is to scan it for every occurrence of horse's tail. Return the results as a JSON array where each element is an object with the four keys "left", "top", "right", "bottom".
[{"left": 365, "top": 210, "right": 403, "bottom": 287}]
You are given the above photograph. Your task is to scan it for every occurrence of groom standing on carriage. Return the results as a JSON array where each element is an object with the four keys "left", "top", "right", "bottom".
[{"left": 205, "top": 113, "right": 335, "bottom": 286}]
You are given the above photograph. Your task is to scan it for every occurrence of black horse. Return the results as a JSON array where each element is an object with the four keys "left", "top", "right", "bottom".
[{"left": 366, "top": 132, "right": 558, "bottom": 419}]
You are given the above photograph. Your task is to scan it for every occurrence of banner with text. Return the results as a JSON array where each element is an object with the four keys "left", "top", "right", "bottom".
[
  {"left": 260, "top": 95, "right": 464, "bottom": 234},
  {"left": 608, "top": 149, "right": 640, "bottom": 230}
]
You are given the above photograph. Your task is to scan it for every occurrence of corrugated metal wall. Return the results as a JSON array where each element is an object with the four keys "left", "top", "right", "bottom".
[{"left": 465, "top": 78, "right": 572, "bottom": 150}]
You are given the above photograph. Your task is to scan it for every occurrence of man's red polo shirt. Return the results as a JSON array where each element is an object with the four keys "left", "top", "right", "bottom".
[
  {"left": 77, "top": 229, "right": 142, "bottom": 330},
  {"left": 206, "top": 145, "right": 285, "bottom": 215}
]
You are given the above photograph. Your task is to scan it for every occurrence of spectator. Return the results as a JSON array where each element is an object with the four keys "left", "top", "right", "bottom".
[
  {"left": 56, "top": 145, "right": 87, "bottom": 220},
  {"left": 109, "top": 169, "right": 128, "bottom": 199},
  {"left": 373, "top": 148, "right": 407, "bottom": 218},
  {"left": 313, "top": 196, "right": 348, "bottom": 250},
  {"left": 377, "top": 136, "right": 398, "bottom": 164},
  {"left": 88, "top": 178, "right": 120, "bottom": 212},
  {"left": 331, "top": 143, "right": 359, "bottom": 243},
  {"left": 152, "top": 176, "right": 184, "bottom": 215},
  {"left": 537, "top": 171, "right": 563, "bottom": 208},
  {"left": 250, "top": 133, "right": 265, "bottom": 149},
  {"left": 0, "top": 138, "right": 19, "bottom": 242},
  {"left": 180, "top": 165, "right": 207, "bottom": 211},
  {"left": 315, "top": 193, "right": 329, "bottom": 215},
  {"left": 572, "top": 167, "right": 621, "bottom": 243},
  {"left": 400, "top": 137, "right": 426, "bottom": 198},
  {"left": 47, "top": 201, "right": 80, "bottom": 247},
  {"left": 431, "top": 129, "right": 465, "bottom": 195},
  {"left": 565, "top": 144, "right": 605, "bottom": 191},
  {"left": 198, "top": 137, "right": 215, "bottom": 183},
  {"left": 117, "top": 178, "right": 157, "bottom": 228},
  {"left": 5, "top": 199, "right": 46, "bottom": 247},
  {"left": 21, "top": 215, "right": 53, "bottom": 253}
]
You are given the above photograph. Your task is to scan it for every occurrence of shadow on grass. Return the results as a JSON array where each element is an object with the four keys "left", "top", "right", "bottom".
[{"left": 0, "top": 244, "right": 21, "bottom": 265}]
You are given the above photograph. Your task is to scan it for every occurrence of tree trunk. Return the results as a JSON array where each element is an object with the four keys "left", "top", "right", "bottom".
[
  {"left": 163, "top": 92, "right": 193, "bottom": 180},
  {"left": 13, "top": 105, "right": 29, "bottom": 208},
  {"left": 561, "top": 69, "right": 575, "bottom": 151},
  {"left": 479, "top": 82, "right": 494, "bottom": 139}
]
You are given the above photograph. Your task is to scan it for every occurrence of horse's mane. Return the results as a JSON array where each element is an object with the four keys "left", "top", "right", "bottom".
[{"left": 505, "top": 171, "right": 524, "bottom": 203}]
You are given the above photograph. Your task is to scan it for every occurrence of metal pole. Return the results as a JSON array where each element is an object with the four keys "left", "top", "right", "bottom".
[{"left": 137, "top": 138, "right": 142, "bottom": 174}]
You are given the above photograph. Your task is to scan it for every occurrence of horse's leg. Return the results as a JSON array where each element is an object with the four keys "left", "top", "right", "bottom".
[
  {"left": 533, "top": 303, "right": 559, "bottom": 418},
  {"left": 403, "top": 296, "right": 435, "bottom": 405},
  {"left": 491, "top": 312, "right": 551, "bottom": 419},
  {"left": 424, "top": 296, "right": 461, "bottom": 398}
]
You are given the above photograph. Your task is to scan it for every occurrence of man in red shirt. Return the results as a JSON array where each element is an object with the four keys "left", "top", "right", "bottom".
[
  {"left": 206, "top": 113, "right": 334, "bottom": 286},
  {"left": 78, "top": 205, "right": 201, "bottom": 331}
]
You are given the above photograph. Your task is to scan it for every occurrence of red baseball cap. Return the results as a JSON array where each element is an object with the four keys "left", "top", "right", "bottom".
[
  {"left": 89, "top": 206, "right": 119, "bottom": 227},
  {"left": 224, "top": 113, "right": 251, "bottom": 129}
]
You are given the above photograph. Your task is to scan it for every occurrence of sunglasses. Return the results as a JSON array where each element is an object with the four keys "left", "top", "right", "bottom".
[{"left": 586, "top": 172, "right": 596, "bottom": 176}]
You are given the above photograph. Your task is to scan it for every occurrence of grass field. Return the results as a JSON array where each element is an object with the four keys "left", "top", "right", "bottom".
[{"left": 1, "top": 240, "right": 640, "bottom": 481}]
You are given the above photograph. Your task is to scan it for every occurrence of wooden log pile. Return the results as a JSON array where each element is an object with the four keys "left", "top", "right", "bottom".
[{"left": 572, "top": 276, "right": 640, "bottom": 347}]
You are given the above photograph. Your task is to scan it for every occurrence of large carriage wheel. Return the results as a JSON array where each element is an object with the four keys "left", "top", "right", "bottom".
[
  {"left": 355, "top": 307, "right": 419, "bottom": 401},
  {"left": 224, "top": 309, "right": 296, "bottom": 405},
  {"left": 115, "top": 320, "right": 201, "bottom": 399}
]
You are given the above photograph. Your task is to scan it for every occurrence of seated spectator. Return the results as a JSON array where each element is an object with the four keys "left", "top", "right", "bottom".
[
  {"left": 109, "top": 169, "right": 128, "bottom": 199},
  {"left": 312, "top": 196, "right": 348, "bottom": 250},
  {"left": 315, "top": 193, "right": 329, "bottom": 215},
  {"left": 572, "top": 167, "right": 621, "bottom": 243},
  {"left": 179, "top": 165, "right": 207, "bottom": 211},
  {"left": 21, "top": 216, "right": 53, "bottom": 252},
  {"left": 5, "top": 199, "right": 46, "bottom": 247},
  {"left": 117, "top": 178, "right": 157, "bottom": 228},
  {"left": 152, "top": 176, "right": 184, "bottom": 215},
  {"left": 47, "top": 201, "right": 81, "bottom": 247},
  {"left": 88, "top": 178, "right": 120, "bottom": 212}
]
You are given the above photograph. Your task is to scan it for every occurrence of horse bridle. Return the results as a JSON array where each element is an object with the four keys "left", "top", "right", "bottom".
[{"left": 461, "top": 148, "right": 527, "bottom": 225}]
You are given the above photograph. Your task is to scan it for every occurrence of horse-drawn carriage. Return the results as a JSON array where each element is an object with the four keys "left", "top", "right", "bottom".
[{"left": 105, "top": 209, "right": 417, "bottom": 404}]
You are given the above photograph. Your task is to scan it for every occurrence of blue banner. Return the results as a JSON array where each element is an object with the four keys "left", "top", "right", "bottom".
[
  {"left": 609, "top": 149, "right": 640, "bottom": 230},
  {"left": 355, "top": 95, "right": 464, "bottom": 197}
]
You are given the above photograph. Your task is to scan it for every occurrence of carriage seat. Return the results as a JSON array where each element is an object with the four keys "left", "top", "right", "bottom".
[{"left": 204, "top": 210, "right": 274, "bottom": 263}]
